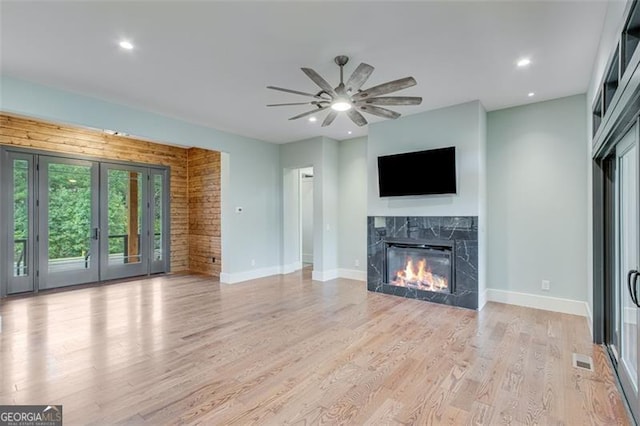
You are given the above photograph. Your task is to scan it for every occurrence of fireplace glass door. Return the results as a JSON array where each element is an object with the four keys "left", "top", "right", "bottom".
[{"left": 386, "top": 242, "right": 452, "bottom": 293}]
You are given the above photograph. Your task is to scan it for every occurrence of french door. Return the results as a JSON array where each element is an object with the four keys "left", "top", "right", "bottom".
[
  {"left": 611, "top": 122, "right": 640, "bottom": 420},
  {"left": 2, "top": 149, "right": 168, "bottom": 295},
  {"left": 38, "top": 156, "right": 99, "bottom": 289},
  {"left": 100, "top": 163, "right": 148, "bottom": 280},
  {"left": 5, "top": 152, "right": 35, "bottom": 294},
  {"left": 150, "top": 169, "right": 168, "bottom": 274}
]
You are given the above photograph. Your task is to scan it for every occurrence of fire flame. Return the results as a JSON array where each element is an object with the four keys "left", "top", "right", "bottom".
[{"left": 392, "top": 257, "right": 448, "bottom": 292}]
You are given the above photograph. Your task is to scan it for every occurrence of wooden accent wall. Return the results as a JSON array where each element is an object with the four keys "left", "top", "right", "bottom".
[
  {"left": 187, "top": 148, "right": 221, "bottom": 277},
  {"left": 0, "top": 113, "right": 222, "bottom": 277}
]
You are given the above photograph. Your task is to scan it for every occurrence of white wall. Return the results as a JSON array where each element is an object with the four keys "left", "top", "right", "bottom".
[
  {"left": 0, "top": 76, "right": 282, "bottom": 283},
  {"left": 478, "top": 104, "right": 488, "bottom": 308},
  {"left": 321, "top": 138, "right": 339, "bottom": 276},
  {"left": 367, "top": 101, "right": 486, "bottom": 217},
  {"left": 338, "top": 137, "right": 367, "bottom": 280},
  {"left": 300, "top": 169, "right": 314, "bottom": 264},
  {"left": 487, "top": 95, "right": 588, "bottom": 304},
  {"left": 282, "top": 168, "right": 301, "bottom": 272},
  {"left": 280, "top": 136, "right": 339, "bottom": 280}
]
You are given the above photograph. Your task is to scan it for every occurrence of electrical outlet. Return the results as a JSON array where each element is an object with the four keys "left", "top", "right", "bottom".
[
  {"left": 251, "top": 259, "right": 256, "bottom": 267},
  {"left": 354, "top": 259, "right": 360, "bottom": 267},
  {"left": 541, "top": 280, "right": 550, "bottom": 291}
]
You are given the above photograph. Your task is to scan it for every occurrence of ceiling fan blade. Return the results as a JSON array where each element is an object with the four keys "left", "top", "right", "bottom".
[
  {"left": 358, "top": 105, "right": 401, "bottom": 119},
  {"left": 345, "top": 63, "right": 374, "bottom": 93},
  {"left": 267, "top": 102, "right": 316, "bottom": 107},
  {"left": 356, "top": 96, "right": 422, "bottom": 106},
  {"left": 301, "top": 68, "right": 337, "bottom": 97},
  {"left": 288, "top": 106, "right": 329, "bottom": 121},
  {"left": 353, "top": 77, "right": 417, "bottom": 100},
  {"left": 267, "top": 86, "right": 325, "bottom": 99},
  {"left": 322, "top": 111, "right": 338, "bottom": 127},
  {"left": 347, "top": 109, "right": 368, "bottom": 127}
]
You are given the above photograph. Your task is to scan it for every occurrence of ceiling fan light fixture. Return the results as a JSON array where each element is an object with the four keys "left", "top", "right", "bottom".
[
  {"left": 267, "top": 55, "right": 421, "bottom": 127},
  {"left": 331, "top": 98, "right": 352, "bottom": 111}
]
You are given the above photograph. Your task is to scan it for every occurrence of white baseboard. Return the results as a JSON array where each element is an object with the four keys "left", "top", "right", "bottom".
[
  {"left": 486, "top": 289, "right": 589, "bottom": 317},
  {"left": 281, "top": 261, "right": 302, "bottom": 274},
  {"left": 478, "top": 289, "right": 488, "bottom": 311},
  {"left": 338, "top": 269, "right": 366, "bottom": 282},
  {"left": 221, "top": 265, "right": 358, "bottom": 284},
  {"left": 220, "top": 265, "right": 281, "bottom": 284},
  {"left": 586, "top": 303, "right": 593, "bottom": 339},
  {"left": 312, "top": 269, "right": 339, "bottom": 282},
  {"left": 302, "top": 253, "right": 313, "bottom": 264}
]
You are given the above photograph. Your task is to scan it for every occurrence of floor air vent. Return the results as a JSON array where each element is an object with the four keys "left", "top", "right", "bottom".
[{"left": 572, "top": 353, "right": 594, "bottom": 371}]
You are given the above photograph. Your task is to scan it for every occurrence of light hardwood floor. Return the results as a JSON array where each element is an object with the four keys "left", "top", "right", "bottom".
[{"left": 0, "top": 271, "right": 631, "bottom": 425}]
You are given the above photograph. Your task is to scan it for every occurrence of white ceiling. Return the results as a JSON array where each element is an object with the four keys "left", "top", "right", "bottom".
[{"left": 1, "top": 1, "right": 607, "bottom": 144}]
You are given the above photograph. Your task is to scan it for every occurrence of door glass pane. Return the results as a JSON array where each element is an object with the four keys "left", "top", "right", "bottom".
[
  {"left": 47, "top": 163, "right": 93, "bottom": 273},
  {"left": 13, "top": 159, "right": 29, "bottom": 277},
  {"left": 153, "top": 174, "right": 163, "bottom": 262},
  {"left": 620, "top": 143, "right": 638, "bottom": 392},
  {"left": 108, "top": 170, "right": 142, "bottom": 265}
]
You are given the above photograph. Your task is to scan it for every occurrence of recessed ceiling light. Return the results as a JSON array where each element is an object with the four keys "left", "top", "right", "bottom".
[
  {"left": 528, "top": 92, "right": 535, "bottom": 97},
  {"left": 348, "top": 131, "right": 352, "bottom": 135},
  {"left": 119, "top": 40, "right": 134, "bottom": 50},
  {"left": 308, "top": 117, "right": 317, "bottom": 122},
  {"left": 517, "top": 58, "right": 531, "bottom": 67}
]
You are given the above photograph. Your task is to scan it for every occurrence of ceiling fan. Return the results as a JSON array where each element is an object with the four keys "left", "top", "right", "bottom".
[{"left": 267, "top": 55, "right": 422, "bottom": 127}]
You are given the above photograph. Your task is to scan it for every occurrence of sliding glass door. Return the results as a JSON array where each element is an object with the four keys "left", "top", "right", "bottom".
[
  {"left": 610, "top": 122, "right": 640, "bottom": 419},
  {"left": 2, "top": 148, "right": 169, "bottom": 294}
]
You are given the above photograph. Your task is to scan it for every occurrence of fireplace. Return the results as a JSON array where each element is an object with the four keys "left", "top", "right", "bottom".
[
  {"left": 384, "top": 239, "right": 454, "bottom": 293},
  {"left": 368, "top": 216, "right": 478, "bottom": 310}
]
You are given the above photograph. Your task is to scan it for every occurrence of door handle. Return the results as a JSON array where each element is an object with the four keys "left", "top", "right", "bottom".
[
  {"left": 633, "top": 271, "right": 640, "bottom": 308},
  {"left": 629, "top": 270, "right": 640, "bottom": 307},
  {"left": 93, "top": 227, "right": 100, "bottom": 240}
]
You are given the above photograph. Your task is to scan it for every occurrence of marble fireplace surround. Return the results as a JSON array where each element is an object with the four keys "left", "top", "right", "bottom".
[{"left": 367, "top": 216, "right": 479, "bottom": 310}]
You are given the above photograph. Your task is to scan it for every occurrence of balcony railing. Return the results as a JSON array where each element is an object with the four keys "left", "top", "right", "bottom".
[{"left": 13, "top": 233, "right": 162, "bottom": 274}]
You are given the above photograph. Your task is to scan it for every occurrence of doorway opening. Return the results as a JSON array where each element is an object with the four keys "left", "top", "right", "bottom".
[
  {"left": 282, "top": 166, "right": 314, "bottom": 275},
  {"left": 299, "top": 167, "right": 314, "bottom": 269}
]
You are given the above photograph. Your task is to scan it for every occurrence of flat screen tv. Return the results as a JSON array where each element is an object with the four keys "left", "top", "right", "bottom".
[{"left": 378, "top": 147, "right": 456, "bottom": 197}]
